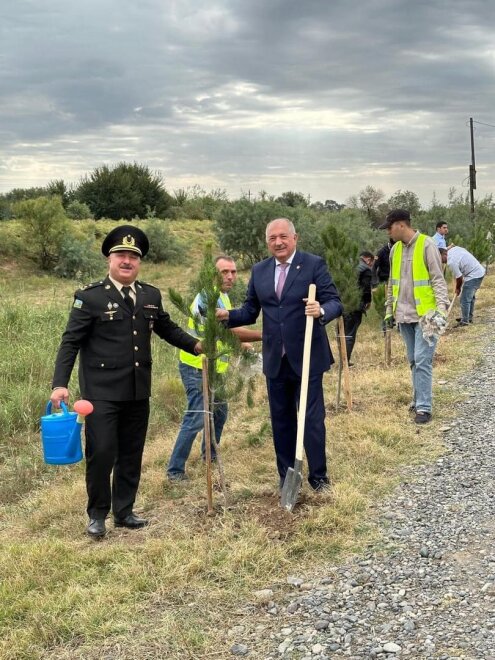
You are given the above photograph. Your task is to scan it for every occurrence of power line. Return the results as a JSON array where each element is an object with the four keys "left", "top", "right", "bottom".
[{"left": 472, "top": 120, "right": 495, "bottom": 129}]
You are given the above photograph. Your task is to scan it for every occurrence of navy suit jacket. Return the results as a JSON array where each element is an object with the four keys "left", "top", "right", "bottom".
[{"left": 228, "top": 251, "right": 343, "bottom": 378}]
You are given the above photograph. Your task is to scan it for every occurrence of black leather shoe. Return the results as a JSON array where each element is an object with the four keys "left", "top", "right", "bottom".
[
  {"left": 310, "top": 478, "right": 331, "bottom": 493},
  {"left": 114, "top": 513, "right": 148, "bottom": 529},
  {"left": 87, "top": 518, "right": 106, "bottom": 538}
]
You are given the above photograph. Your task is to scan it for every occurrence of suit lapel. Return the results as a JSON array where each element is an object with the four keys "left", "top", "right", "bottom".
[
  {"left": 263, "top": 257, "right": 278, "bottom": 301},
  {"left": 281, "top": 251, "right": 303, "bottom": 299}
]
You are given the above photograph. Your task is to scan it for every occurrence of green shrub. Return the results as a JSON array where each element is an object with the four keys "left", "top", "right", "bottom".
[
  {"left": 13, "top": 196, "right": 71, "bottom": 270},
  {"left": 214, "top": 199, "right": 290, "bottom": 265},
  {"left": 54, "top": 236, "right": 105, "bottom": 281},
  {"left": 0, "top": 221, "right": 25, "bottom": 258},
  {"left": 66, "top": 200, "right": 93, "bottom": 220},
  {"left": 144, "top": 219, "right": 186, "bottom": 263}
]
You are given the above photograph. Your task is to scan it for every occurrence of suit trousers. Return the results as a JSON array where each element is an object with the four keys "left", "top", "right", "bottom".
[
  {"left": 266, "top": 355, "right": 327, "bottom": 486},
  {"left": 84, "top": 398, "right": 150, "bottom": 520}
]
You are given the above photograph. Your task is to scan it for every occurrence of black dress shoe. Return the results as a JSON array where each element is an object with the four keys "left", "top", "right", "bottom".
[
  {"left": 87, "top": 518, "right": 106, "bottom": 538},
  {"left": 114, "top": 513, "right": 148, "bottom": 529},
  {"left": 309, "top": 478, "right": 331, "bottom": 493}
]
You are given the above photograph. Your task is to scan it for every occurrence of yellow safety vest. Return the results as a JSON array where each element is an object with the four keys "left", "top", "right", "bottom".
[
  {"left": 179, "top": 291, "right": 232, "bottom": 373},
  {"left": 390, "top": 234, "right": 437, "bottom": 317}
]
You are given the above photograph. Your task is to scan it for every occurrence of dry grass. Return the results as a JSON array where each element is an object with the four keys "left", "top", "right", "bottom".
[{"left": 0, "top": 223, "right": 493, "bottom": 659}]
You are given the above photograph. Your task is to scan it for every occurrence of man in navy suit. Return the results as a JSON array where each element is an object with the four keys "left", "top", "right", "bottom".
[{"left": 216, "top": 218, "right": 343, "bottom": 491}]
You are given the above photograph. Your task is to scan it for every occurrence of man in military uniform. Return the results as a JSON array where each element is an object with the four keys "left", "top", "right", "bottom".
[{"left": 50, "top": 225, "right": 201, "bottom": 538}]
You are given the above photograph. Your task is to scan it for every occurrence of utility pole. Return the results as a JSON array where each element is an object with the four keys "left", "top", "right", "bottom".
[{"left": 469, "top": 117, "right": 476, "bottom": 221}]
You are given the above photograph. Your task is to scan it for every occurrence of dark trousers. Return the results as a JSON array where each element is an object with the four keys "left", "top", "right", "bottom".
[
  {"left": 266, "top": 355, "right": 327, "bottom": 486},
  {"left": 343, "top": 310, "right": 364, "bottom": 361},
  {"left": 84, "top": 399, "right": 150, "bottom": 520}
]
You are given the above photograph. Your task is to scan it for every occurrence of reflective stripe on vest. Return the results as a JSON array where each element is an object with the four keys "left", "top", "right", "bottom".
[
  {"left": 391, "top": 234, "right": 437, "bottom": 317},
  {"left": 179, "top": 292, "right": 232, "bottom": 372}
]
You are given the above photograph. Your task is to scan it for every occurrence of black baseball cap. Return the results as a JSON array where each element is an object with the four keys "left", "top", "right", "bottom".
[{"left": 378, "top": 209, "right": 411, "bottom": 230}]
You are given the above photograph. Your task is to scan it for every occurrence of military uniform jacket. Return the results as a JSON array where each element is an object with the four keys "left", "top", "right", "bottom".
[{"left": 52, "top": 276, "right": 198, "bottom": 401}]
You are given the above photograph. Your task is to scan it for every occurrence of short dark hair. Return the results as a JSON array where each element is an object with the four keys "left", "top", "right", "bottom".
[
  {"left": 359, "top": 251, "right": 375, "bottom": 259},
  {"left": 386, "top": 209, "right": 411, "bottom": 224},
  {"left": 438, "top": 248, "right": 448, "bottom": 256},
  {"left": 436, "top": 220, "right": 448, "bottom": 229},
  {"left": 215, "top": 254, "right": 235, "bottom": 264}
]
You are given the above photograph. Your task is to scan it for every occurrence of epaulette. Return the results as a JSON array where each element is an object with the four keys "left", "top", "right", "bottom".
[
  {"left": 136, "top": 280, "right": 159, "bottom": 291},
  {"left": 79, "top": 280, "right": 105, "bottom": 292}
]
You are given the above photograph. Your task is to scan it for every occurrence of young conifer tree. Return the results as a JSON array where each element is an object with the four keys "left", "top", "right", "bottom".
[
  {"left": 372, "top": 283, "right": 392, "bottom": 365},
  {"left": 168, "top": 244, "right": 256, "bottom": 434},
  {"left": 468, "top": 224, "right": 493, "bottom": 266},
  {"left": 322, "top": 224, "right": 360, "bottom": 408},
  {"left": 169, "top": 245, "right": 258, "bottom": 504},
  {"left": 322, "top": 224, "right": 361, "bottom": 313}
]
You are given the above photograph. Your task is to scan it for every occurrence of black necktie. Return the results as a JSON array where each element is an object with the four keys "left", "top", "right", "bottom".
[{"left": 122, "top": 286, "right": 134, "bottom": 312}]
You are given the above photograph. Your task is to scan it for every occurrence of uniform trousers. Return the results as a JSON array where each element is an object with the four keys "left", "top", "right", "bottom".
[
  {"left": 266, "top": 355, "right": 327, "bottom": 487},
  {"left": 84, "top": 398, "right": 150, "bottom": 520}
]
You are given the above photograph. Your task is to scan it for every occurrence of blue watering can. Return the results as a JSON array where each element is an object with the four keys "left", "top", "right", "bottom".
[{"left": 40, "top": 401, "right": 87, "bottom": 465}]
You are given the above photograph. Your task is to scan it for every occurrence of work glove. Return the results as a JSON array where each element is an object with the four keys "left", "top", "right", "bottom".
[
  {"left": 431, "top": 310, "right": 447, "bottom": 330},
  {"left": 383, "top": 314, "right": 395, "bottom": 330},
  {"left": 420, "top": 310, "right": 447, "bottom": 346}
]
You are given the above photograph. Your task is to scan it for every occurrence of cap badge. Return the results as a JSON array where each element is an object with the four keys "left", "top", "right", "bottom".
[{"left": 123, "top": 235, "right": 136, "bottom": 248}]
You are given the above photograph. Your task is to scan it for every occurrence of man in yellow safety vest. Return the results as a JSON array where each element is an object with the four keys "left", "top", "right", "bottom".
[
  {"left": 167, "top": 256, "right": 262, "bottom": 480},
  {"left": 380, "top": 209, "right": 449, "bottom": 424}
]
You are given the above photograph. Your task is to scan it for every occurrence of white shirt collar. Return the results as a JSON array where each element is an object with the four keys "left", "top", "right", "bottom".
[
  {"left": 108, "top": 275, "right": 136, "bottom": 293},
  {"left": 275, "top": 250, "right": 296, "bottom": 267}
]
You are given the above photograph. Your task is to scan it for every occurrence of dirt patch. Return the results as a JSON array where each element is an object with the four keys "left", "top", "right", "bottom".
[{"left": 235, "top": 492, "right": 300, "bottom": 540}]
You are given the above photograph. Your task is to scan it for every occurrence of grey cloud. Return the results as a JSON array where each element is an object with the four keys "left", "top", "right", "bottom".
[{"left": 1, "top": 0, "right": 494, "bottom": 204}]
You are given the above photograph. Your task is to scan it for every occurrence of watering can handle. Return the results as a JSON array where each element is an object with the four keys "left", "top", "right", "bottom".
[{"left": 45, "top": 401, "right": 69, "bottom": 416}]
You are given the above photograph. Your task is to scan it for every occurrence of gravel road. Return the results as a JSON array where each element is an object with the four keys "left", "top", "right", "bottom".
[{"left": 230, "top": 313, "right": 495, "bottom": 659}]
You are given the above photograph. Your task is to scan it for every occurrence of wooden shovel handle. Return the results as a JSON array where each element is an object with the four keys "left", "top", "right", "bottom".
[{"left": 295, "top": 284, "right": 316, "bottom": 462}]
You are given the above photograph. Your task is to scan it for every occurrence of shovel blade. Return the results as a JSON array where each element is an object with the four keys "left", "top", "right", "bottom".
[{"left": 280, "top": 460, "right": 303, "bottom": 512}]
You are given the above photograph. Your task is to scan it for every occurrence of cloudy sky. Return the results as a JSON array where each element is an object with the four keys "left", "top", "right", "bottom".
[{"left": 1, "top": 0, "right": 494, "bottom": 206}]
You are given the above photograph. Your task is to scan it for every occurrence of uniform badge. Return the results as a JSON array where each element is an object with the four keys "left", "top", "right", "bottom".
[
  {"left": 105, "top": 285, "right": 111, "bottom": 290},
  {"left": 113, "top": 303, "right": 119, "bottom": 308},
  {"left": 107, "top": 302, "right": 113, "bottom": 310},
  {"left": 73, "top": 299, "right": 83, "bottom": 309}
]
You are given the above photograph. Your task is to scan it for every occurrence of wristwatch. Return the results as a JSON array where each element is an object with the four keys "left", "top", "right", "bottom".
[{"left": 319, "top": 307, "right": 325, "bottom": 318}]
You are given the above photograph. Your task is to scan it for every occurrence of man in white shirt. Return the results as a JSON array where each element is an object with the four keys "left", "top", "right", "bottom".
[{"left": 440, "top": 247, "right": 485, "bottom": 326}]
